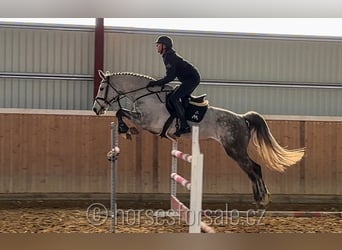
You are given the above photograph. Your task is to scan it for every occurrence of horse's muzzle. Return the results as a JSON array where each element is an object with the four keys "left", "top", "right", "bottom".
[{"left": 93, "top": 106, "right": 100, "bottom": 115}]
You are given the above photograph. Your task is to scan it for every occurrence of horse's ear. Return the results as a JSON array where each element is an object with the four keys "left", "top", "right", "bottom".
[{"left": 98, "top": 70, "right": 105, "bottom": 80}]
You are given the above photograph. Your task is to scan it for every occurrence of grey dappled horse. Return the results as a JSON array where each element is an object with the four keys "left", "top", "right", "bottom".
[{"left": 92, "top": 71, "right": 304, "bottom": 208}]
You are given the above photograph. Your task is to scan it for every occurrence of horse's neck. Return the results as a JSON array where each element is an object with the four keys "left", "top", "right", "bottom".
[{"left": 113, "top": 76, "right": 150, "bottom": 101}]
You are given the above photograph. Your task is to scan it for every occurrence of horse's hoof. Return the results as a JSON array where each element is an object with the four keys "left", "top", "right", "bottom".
[
  {"left": 120, "top": 132, "right": 132, "bottom": 140},
  {"left": 264, "top": 193, "right": 272, "bottom": 204},
  {"left": 126, "top": 133, "right": 132, "bottom": 140},
  {"left": 254, "top": 194, "right": 271, "bottom": 209},
  {"left": 118, "top": 122, "right": 129, "bottom": 134},
  {"left": 129, "top": 127, "right": 139, "bottom": 135},
  {"left": 257, "top": 203, "right": 266, "bottom": 209}
]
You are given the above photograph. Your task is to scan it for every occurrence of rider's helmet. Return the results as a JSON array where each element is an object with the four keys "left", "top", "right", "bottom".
[{"left": 155, "top": 35, "right": 173, "bottom": 49}]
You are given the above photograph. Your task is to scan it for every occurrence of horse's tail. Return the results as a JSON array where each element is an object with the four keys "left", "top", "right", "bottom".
[{"left": 243, "top": 111, "right": 304, "bottom": 172}]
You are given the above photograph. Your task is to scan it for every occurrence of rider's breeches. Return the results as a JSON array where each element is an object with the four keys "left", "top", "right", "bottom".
[{"left": 169, "top": 79, "right": 199, "bottom": 124}]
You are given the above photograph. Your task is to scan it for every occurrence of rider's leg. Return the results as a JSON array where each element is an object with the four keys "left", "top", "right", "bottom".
[
  {"left": 172, "top": 97, "right": 191, "bottom": 134},
  {"left": 169, "top": 83, "right": 196, "bottom": 134}
]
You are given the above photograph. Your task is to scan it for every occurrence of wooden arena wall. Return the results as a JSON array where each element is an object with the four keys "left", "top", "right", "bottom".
[{"left": 0, "top": 109, "right": 341, "bottom": 201}]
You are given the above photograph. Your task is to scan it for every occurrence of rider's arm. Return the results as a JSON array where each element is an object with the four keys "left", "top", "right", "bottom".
[{"left": 154, "top": 54, "right": 177, "bottom": 86}]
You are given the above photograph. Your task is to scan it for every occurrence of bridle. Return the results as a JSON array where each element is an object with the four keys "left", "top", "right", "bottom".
[
  {"left": 94, "top": 77, "right": 120, "bottom": 110},
  {"left": 94, "top": 76, "right": 171, "bottom": 111}
]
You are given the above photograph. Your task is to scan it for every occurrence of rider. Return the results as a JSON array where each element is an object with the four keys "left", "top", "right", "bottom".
[{"left": 147, "top": 35, "right": 201, "bottom": 136}]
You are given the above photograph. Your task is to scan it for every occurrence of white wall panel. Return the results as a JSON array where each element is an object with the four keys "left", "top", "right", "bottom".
[
  {"left": 104, "top": 32, "right": 160, "bottom": 76},
  {"left": 1, "top": 24, "right": 342, "bottom": 115},
  {"left": 0, "top": 78, "right": 93, "bottom": 109},
  {"left": 0, "top": 27, "right": 94, "bottom": 74},
  {"left": 0, "top": 25, "right": 94, "bottom": 110},
  {"left": 104, "top": 29, "right": 342, "bottom": 116},
  {"left": 194, "top": 84, "right": 342, "bottom": 116},
  {"left": 105, "top": 30, "right": 342, "bottom": 85}
]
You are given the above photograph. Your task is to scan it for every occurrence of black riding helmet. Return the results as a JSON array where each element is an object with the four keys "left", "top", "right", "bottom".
[{"left": 155, "top": 35, "right": 173, "bottom": 49}]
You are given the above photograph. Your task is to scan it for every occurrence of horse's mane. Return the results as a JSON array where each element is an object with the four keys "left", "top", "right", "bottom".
[{"left": 105, "top": 71, "right": 156, "bottom": 81}]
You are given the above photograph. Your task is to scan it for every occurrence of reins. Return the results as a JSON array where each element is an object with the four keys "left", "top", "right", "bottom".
[
  {"left": 96, "top": 76, "right": 172, "bottom": 110},
  {"left": 135, "top": 87, "right": 171, "bottom": 103}
]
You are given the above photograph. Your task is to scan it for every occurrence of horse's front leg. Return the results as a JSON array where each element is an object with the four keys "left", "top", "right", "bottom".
[
  {"left": 116, "top": 109, "right": 130, "bottom": 134},
  {"left": 115, "top": 109, "right": 141, "bottom": 139}
]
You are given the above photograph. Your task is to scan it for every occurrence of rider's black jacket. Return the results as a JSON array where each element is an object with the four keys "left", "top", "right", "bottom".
[{"left": 154, "top": 49, "right": 200, "bottom": 85}]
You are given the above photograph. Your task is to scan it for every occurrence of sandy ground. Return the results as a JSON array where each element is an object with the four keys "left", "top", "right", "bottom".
[{"left": 0, "top": 201, "right": 341, "bottom": 233}]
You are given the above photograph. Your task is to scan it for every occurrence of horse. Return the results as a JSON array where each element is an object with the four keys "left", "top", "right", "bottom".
[{"left": 92, "top": 70, "right": 305, "bottom": 208}]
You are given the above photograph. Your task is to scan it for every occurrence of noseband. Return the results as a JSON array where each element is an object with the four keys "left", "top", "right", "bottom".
[{"left": 94, "top": 78, "right": 122, "bottom": 109}]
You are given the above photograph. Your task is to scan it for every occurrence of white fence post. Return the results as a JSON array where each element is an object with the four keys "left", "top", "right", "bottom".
[
  {"left": 110, "top": 122, "right": 119, "bottom": 233},
  {"left": 189, "top": 126, "right": 203, "bottom": 233}
]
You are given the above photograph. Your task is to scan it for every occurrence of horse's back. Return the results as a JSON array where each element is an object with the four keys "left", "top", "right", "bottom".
[{"left": 195, "top": 105, "right": 247, "bottom": 141}]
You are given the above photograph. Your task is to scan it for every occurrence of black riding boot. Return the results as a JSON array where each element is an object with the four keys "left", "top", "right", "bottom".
[{"left": 173, "top": 100, "right": 191, "bottom": 136}]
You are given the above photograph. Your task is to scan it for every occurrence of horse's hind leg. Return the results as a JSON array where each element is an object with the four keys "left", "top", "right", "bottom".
[
  {"left": 249, "top": 160, "right": 271, "bottom": 207},
  {"left": 223, "top": 143, "right": 271, "bottom": 208},
  {"left": 238, "top": 157, "right": 271, "bottom": 208}
]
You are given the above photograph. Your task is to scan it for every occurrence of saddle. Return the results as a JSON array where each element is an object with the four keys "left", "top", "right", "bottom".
[{"left": 160, "top": 92, "right": 209, "bottom": 138}]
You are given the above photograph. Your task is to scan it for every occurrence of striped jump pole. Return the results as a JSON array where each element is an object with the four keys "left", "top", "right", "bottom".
[
  {"left": 171, "top": 173, "right": 191, "bottom": 191},
  {"left": 170, "top": 126, "right": 214, "bottom": 233},
  {"left": 171, "top": 150, "right": 192, "bottom": 163}
]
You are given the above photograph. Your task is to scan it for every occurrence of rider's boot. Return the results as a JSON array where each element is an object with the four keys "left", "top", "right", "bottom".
[
  {"left": 173, "top": 101, "right": 191, "bottom": 136},
  {"left": 179, "top": 119, "right": 191, "bottom": 134}
]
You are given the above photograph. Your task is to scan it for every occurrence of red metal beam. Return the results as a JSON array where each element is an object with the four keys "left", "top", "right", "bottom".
[{"left": 93, "top": 18, "right": 104, "bottom": 99}]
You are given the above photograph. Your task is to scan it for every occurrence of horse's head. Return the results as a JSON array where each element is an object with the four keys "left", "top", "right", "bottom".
[
  {"left": 92, "top": 70, "right": 155, "bottom": 115},
  {"left": 92, "top": 70, "right": 117, "bottom": 115}
]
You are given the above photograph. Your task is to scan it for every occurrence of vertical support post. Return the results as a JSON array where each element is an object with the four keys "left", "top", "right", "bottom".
[
  {"left": 171, "top": 141, "right": 178, "bottom": 199},
  {"left": 110, "top": 122, "right": 118, "bottom": 233},
  {"left": 93, "top": 17, "right": 104, "bottom": 99},
  {"left": 189, "top": 126, "right": 203, "bottom": 233}
]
